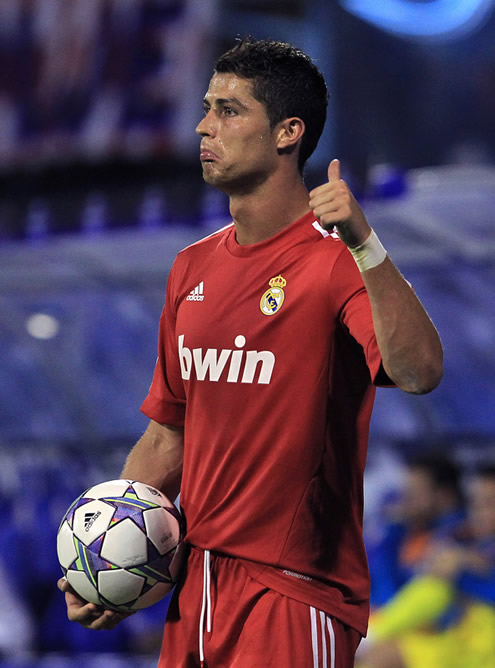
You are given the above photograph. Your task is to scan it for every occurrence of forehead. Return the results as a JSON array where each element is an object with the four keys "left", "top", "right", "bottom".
[{"left": 204, "top": 72, "right": 258, "bottom": 106}]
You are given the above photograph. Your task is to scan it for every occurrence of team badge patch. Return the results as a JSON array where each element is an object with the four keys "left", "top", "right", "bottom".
[{"left": 260, "top": 275, "right": 286, "bottom": 316}]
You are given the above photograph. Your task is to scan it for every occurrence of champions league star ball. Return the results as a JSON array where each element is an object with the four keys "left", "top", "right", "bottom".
[{"left": 57, "top": 479, "right": 185, "bottom": 611}]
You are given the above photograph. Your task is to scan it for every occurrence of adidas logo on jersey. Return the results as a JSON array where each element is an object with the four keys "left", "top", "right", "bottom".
[
  {"left": 179, "top": 334, "right": 275, "bottom": 384},
  {"left": 186, "top": 281, "right": 204, "bottom": 301}
]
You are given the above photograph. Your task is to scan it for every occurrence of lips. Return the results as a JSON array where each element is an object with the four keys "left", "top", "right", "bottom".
[{"left": 200, "top": 146, "right": 220, "bottom": 161}]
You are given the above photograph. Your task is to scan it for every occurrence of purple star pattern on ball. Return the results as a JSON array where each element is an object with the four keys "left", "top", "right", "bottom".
[
  {"left": 65, "top": 496, "right": 93, "bottom": 529},
  {"left": 108, "top": 501, "right": 147, "bottom": 531}
]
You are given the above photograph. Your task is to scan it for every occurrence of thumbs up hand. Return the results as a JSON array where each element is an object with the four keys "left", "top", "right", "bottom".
[
  {"left": 309, "top": 159, "right": 371, "bottom": 248},
  {"left": 327, "top": 157, "right": 341, "bottom": 183}
]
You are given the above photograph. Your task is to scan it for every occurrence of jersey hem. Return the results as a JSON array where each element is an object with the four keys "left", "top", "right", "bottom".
[{"left": 241, "top": 559, "right": 368, "bottom": 637}]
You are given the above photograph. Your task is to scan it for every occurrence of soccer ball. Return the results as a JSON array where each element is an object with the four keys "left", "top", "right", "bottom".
[{"left": 57, "top": 479, "right": 185, "bottom": 611}]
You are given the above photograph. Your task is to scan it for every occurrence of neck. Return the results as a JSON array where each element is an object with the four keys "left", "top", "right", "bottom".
[{"left": 228, "top": 169, "right": 311, "bottom": 245}]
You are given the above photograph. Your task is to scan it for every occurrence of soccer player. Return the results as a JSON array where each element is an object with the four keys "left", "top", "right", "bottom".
[{"left": 59, "top": 38, "right": 443, "bottom": 666}]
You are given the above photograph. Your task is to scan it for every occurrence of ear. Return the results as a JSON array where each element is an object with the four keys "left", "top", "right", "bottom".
[{"left": 276, "top": 117, "right": 305, "bottom": 153}]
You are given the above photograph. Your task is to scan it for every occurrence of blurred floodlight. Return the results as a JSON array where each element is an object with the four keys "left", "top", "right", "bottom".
[
  {"left": 341, "top": 0, "right": 495, "bottom": 40},
  {"left": 26, "top": 313, "right": 60, "bottom": 340}
]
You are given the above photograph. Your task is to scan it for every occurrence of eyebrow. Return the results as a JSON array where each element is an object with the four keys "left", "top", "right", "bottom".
[{"left": 202, "top": 96, "right": 250, "bottom": 110}]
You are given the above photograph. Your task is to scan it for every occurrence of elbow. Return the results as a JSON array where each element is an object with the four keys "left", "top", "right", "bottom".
[
  {"left": 411, "top": 335, "right": 444, "bottom": 394},
  {"left": 399, "top": 360, "right": 443, "bottom": 395},
  {"left": 383, "top": 327, "right": 444, "bottom": 394},
  {"left": 406, "top": 366, "right": 443, "bottom": 395},
  {"left": 425, "top": 360, "right": 444, "bottom": 393},
  {"left": 387, "top": 349, "right": 443, "bottom": 395}
]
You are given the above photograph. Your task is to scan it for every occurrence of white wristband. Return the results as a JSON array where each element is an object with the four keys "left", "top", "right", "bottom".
[{"left": 348, "top": 229, "right": 387, "bottom": 272}]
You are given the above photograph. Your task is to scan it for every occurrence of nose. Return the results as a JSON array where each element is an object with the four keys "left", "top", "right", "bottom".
[{"left": 196, "top": 110, "right": 216, "bottom": 137}]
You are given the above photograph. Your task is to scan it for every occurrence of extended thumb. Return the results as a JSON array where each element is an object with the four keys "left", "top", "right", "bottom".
[{"left": 328, "top": 159, "right": 341, "bottom": 182}]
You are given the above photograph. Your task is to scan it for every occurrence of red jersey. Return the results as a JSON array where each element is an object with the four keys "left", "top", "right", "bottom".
[{"left": 141, "top": 210, "right": 392, "bottom": 636}]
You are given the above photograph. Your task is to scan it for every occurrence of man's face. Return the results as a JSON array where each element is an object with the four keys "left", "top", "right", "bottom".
[{"left": 196, "top": 73, "right": 279, "bottom": 194}]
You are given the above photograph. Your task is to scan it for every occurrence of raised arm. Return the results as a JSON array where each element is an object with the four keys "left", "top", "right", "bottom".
[{"left": 309, "top": 159, "right": 443, "bottom": 395}]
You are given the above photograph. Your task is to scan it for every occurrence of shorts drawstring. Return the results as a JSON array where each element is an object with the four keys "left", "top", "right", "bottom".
[{"left": 199, "top": 548, "right": 212, "bottom": 665}]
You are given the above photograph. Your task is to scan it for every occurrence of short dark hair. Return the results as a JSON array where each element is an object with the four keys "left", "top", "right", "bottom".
[{"left": 214, "top": 37, "right": 328, "bottom": 171}]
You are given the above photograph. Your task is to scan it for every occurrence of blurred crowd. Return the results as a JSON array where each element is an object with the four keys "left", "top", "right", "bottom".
[
  {"left": 0, "top": 0, "right": 213, "bottom": 169},
  {"left": 0, "top": 446, "right": 493, "bottom": 666},
  {"left": 358, "top": 454, "right": 495, "bottom": 668}
]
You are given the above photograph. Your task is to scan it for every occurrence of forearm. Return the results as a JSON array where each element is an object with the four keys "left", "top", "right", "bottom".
[
  {"left": 309, "top": 161, "right": 443, "bottom": 394},
  {"left": 121, "top": 419, "right": 184, "bottom": 502},
  {"left": 361, "top": 256, "right": 443, "bottom": 394}
]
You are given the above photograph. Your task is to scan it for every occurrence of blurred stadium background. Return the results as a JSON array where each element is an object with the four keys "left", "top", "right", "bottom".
[{"left": 0, "top": 1, "right": 494, "bottom": 666}]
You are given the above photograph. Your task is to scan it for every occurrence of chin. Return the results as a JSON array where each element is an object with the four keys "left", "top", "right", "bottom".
[
  {"left": 202, "top": 163, "right": 221, "bottom": 182},
  {"left": 201, "top": 167, "right": 234, "bottom": 192},
  {"left": 202, "top": 172, "right": 226, "bottom": 189}
]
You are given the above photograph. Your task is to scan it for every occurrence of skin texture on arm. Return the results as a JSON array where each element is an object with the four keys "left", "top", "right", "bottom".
[
  {"left": 309, "top": 159, "right": 443, "bottom": 395},
  {"left": 120, "top": 419, "right": 184, "bottom": 502},
  {"left": 360, "top": 257, "right": 443, "bottom": 394},
  {"left": 58, "top": 420, "right": 184, "bottom": 630}
]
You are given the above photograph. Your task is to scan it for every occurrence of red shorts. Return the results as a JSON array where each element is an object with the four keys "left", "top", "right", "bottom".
[{"left": 158, "top": 546, "right": 361, "bottom": 667}]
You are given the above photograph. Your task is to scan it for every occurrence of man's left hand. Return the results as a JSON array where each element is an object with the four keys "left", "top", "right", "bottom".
[{"left": 309, "top": 159, "right": 371, "bottom": 248}]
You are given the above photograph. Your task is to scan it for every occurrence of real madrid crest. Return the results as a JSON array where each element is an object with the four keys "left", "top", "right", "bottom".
[{"left": 260, "top": 275, "right": 286, "bottom": 316}]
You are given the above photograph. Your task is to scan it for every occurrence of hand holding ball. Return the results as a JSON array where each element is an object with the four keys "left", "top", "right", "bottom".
[{"left": 57, "top": 480, "right": 185, "bottom": 611}]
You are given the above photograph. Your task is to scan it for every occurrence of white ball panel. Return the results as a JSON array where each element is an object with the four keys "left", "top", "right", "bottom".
[
  {"left": 131, "top": 582, "right": 173, "bottom": 609},
  {"left": 67, "top": 570, "right": 101, "bottom": 605},
  {"left": 98, "top": 569, "right": 144, "bottom": 606},
  {"left": 143, "top": 507, "right": 180, "bottom": 556},
  {"left": 72, "top": 499, "right": 116, "bottom": 546},
  {"left": 84, "top": 479, "right": 132, "bottom": 499},
  {"left": 57, "top": 520, "right": 77, "bottom": 569},
  {"left": 130, "top": 481, "right": 170, "bottom": 506},
  {"left": 100, "top": 518, "right": 147, "bottom": 567}
]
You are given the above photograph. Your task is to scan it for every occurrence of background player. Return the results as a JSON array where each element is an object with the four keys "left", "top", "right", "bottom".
[
  {"left": 356, "top": 465, "right": 495, "bottom": 668},
  {"left": 368, "top": 453, "right": 465, "bottom": 608},
  {"left": 59, "top": 38, "right": 443, "bottom": 666}
]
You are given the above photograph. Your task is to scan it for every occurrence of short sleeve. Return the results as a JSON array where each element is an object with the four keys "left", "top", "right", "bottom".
[{"left": 141, "top": 265, "right": 187, "bottom": 425}]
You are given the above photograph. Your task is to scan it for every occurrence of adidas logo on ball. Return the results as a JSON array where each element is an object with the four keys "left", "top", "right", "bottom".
[{"left": 84, "top": 510, "right": 101, "bottom": 532}]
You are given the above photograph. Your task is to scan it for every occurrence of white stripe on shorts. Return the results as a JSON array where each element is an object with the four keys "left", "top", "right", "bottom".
[
  {"left": 310, "top": 606, "right": 336, "bottom": 668},
  {"left": 319, "top": 611, "right": 328, "bottom": 667},
  {"left": 327, "top": 614, "right": 336, "bottom": 668},
  {"left": 310, "top": 606, "right": 319, "bottom": 668}
]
